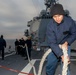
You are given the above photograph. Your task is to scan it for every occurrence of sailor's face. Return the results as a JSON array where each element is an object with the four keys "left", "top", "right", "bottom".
[{"left": 53, "top": 14, "right": 63, "bottom": 24}]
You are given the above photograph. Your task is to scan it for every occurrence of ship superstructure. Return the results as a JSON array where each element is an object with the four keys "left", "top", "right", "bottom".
[{"left": 25, "top": 0, "right": 74, "bottom": 50}]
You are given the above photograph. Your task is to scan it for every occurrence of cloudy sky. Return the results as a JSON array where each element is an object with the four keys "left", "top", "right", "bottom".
[{"left": 0, "top": 0, "right": 76, "bottom": 39}]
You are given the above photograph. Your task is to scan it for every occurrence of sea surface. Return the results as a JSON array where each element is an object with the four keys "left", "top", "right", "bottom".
[
  {"left": 4, "top": 39, "right": 76, "bottom": 53},
  {"left": 5, "top": 39, "right": 15, "bottom": 53}
]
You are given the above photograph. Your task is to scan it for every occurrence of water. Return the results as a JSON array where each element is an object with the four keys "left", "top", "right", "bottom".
[
  {"left": 4, "top": 39, "right": 76, "bottom": 53},
  {"left": 5, "top": 39, "right": 15, "bottom": 53}
]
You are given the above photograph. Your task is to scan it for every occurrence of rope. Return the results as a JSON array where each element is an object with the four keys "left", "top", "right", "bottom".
[
  {"left": 25, "top": 44, "right": 37, "bottom": 75},
  {"left": 37, "top": 45, "right": 68, "bottom": 75},
  {"left": 25, "top": 44, "right": 68, "bottom": 75},
  {"left": 62, "top": 48, "right": 68, "bottom": 75},
  {"left": 38, "top": 49, "right": 52, "bottom": 75}
]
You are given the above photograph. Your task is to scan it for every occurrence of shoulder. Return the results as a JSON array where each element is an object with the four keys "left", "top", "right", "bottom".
[
  {"left": 64, "top": 16, "right": 74, "bottom": 23},
  {"left": 64, "top": 16, "right": 76, "bottom": 28}
]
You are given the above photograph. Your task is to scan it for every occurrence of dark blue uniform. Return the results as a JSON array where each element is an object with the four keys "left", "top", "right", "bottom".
[
  {"left": 46, "top": 16, "right": 76, "bottom": 57},
  {"left": 25, "top": 38, "right": 32, "bottom": 59},
  {"left": 46, "top": 16, "right": 76, "bottom": 75},
  {"left": 0, "top": 37, "right": 6, "bottom": 60}
]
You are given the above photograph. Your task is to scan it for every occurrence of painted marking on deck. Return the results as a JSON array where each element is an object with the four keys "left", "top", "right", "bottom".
[{"left": 18, "top": 59, "right": 36, "bottom": 75}]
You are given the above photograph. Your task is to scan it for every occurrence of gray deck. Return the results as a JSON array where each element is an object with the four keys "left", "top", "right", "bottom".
[{"left": 0, "top": 50, "right": 76, "bottom": 75}]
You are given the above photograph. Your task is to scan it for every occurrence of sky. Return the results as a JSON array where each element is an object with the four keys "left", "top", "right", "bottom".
[{"left": 0, "top": 0, "right": 76, "bottom": 39}]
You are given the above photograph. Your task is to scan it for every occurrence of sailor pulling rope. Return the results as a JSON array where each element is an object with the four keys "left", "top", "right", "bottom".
[
  {"left": 25, "top": 44, "right": 69, "bottom": 75},
  {"left": 38, "top": 45, "right": 69, "bottom": 75}
]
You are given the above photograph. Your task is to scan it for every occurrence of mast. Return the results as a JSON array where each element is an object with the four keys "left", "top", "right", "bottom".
[{"left": 44, "top": 0, "right": 59, "bottom": 13}]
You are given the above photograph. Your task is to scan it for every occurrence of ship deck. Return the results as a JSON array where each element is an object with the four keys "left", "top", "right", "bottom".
[{"left": 0, "top": 49, "right": 76, "bottom": 75}]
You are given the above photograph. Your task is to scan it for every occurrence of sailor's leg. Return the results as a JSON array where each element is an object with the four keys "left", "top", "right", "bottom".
[
  {"left": 2, "top": 49, "right": 4, "bottom": 60},
  {"left": 46, "top": 52, "right": 59, "bottom": 75}
]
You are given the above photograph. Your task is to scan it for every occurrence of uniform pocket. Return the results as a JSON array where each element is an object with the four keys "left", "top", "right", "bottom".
[{"left": 63, "top": 31, "right": 69, "bottom": 35}]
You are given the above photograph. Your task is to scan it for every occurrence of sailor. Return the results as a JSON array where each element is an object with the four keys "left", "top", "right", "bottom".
[
  {"left": 0, "top": 35, "right": 6, "bottom": 60},
  {"left": 46, "top": 4, "right": 76, "bottom": 75},
  {"left": 25, "top": 36, "right": 32, "bottom": 60}
]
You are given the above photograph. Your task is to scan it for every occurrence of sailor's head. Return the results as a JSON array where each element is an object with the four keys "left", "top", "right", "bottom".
[
  {"left": 50, "top": 4, "right": 65, "bottom": 24},
  {"left": 1, "top": 35, "right": 3, "bottom": 38}
]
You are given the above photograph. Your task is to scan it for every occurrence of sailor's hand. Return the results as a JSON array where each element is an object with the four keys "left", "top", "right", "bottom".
[
  {"left": 61, "top": 55, "right": 71, "bottom": 64},
  {"left": 61, "top": 42, "right": 68, "bottom": 50}
]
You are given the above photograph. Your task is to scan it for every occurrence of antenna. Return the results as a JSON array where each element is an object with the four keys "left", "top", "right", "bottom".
[{"left": 44, "top": 0, "right": 59, "bottom": 11}]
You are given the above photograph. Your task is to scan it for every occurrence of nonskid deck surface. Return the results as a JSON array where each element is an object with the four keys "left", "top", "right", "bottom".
[{"left": 0, "top": 50, "right": 76, "bottom": 75}]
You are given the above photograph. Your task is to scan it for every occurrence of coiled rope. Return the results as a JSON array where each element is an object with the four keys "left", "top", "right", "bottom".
[{"left": 25, "top": 45, "right": 68, "bottom": 75}]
